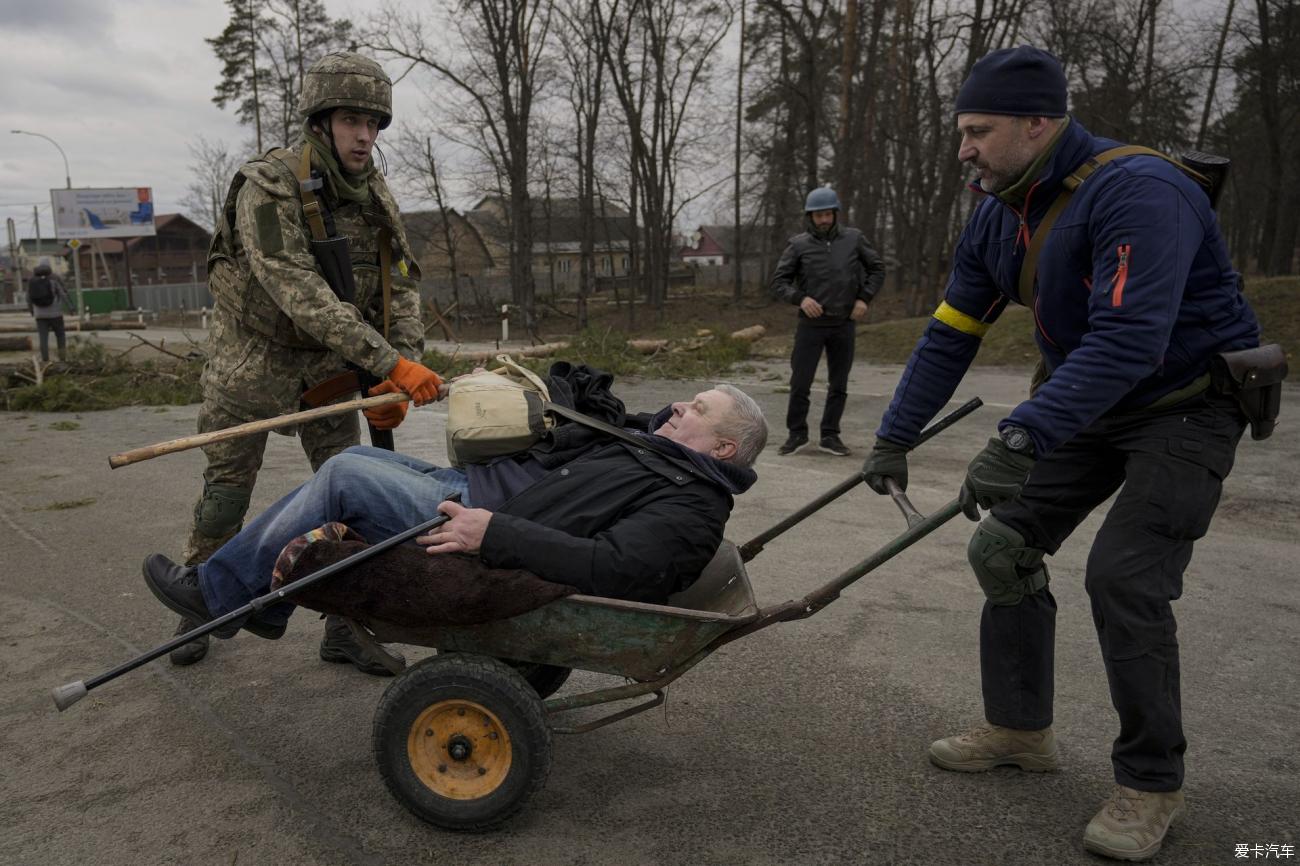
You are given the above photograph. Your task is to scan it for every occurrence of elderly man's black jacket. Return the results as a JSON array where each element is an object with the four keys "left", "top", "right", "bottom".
[{"left": 478, "top": 420, "right": 748, "bottom": 604}]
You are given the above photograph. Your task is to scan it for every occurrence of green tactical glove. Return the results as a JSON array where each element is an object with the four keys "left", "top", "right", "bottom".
[
  {"left": 862, "top": 438, "right": 910, "bottom": 494},
  {"left": 959, "top": 434, "right": 1036, "bottom": 520}
]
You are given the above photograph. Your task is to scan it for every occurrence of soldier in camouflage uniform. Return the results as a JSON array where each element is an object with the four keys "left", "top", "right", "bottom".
[{"left": 171, "top": 51, "right": 444, "bottom": 673}]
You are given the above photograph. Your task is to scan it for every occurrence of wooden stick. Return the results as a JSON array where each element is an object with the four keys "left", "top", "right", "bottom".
[{"left": 108, "top": 392, "right": 410, "bottom": 469}]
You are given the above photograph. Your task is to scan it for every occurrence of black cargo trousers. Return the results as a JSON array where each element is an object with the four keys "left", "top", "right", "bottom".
[
  {"left": 981, "top": 389, "right": 1246, "bottom": 792},
  {"left": 786, "top": 317, "right": 856, "bottom": 438}
]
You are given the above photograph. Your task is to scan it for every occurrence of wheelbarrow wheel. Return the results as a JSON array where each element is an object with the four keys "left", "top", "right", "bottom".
[
  {"left": 373, "top": 654, "right": 551, "bottom": 831},
  {"left": 436, "top": 649, "right": 571, "bottom": 700}
]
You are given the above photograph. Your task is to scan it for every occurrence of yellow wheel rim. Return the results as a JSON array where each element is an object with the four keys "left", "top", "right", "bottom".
[{"left": 407, "top": 699, "right": 512, "bottom": 800}]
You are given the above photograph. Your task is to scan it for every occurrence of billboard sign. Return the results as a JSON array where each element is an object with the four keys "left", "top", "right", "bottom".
[{"left": 51, "top": 187, "right": 156, "bottom": 239}]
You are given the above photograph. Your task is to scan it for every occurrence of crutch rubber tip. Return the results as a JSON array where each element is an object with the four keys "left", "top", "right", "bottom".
[{"left": 52, "top": 681, "right": 87, "bottom": 712}]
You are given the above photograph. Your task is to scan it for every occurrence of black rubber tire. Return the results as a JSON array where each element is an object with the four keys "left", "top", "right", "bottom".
[
  {"left": 373, "top": 654, "right": 551, "bottom": 831},
  {"left": 436, "top": 650, "right": 572, "bottom": 700}
]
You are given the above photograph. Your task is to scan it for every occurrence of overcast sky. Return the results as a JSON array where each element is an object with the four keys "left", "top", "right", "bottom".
[{"left": 0, "top": 0, "right": 433, "bottom": 243}]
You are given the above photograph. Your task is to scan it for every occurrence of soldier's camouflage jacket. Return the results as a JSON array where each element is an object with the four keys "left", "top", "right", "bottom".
[{"left": 203, "top": 142, "right": 424, "bottom": 421}]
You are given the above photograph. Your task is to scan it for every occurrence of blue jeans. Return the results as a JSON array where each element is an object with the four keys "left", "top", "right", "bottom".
[{"left": 198, "top": 446, "right": 470, "bottom": 624}]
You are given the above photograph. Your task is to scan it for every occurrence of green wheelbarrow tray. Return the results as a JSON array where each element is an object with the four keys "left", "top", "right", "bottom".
[{"left": 356, "top": 539, "right": 760, "bottom": 685}]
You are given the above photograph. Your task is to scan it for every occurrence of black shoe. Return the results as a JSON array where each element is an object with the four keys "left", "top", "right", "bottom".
[
  {"left": 168, "top": 616, "right": 209, "bottom": 666},
  {"left": 319, "top": 618, "right": 406, "bottom": 676},
  {"left": 819, "top": 435, "right": 851, "bottom": 456},
  {"left": 142, "top": 554, "right": 240, "bottom": 639},
  {"left": 777, "top": 433, "right": 809, "bottom": 456}
]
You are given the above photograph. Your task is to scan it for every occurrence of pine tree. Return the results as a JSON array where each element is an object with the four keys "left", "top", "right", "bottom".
[{"left": 207, "top": 0, "right": 354, "bottom": 151}]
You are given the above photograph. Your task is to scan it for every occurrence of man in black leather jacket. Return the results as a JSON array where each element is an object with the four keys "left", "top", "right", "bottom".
[{"left": 771, "top": 187, "right": 886, "bottom": 457}]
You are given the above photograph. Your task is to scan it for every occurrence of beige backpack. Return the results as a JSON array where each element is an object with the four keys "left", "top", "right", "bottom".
[{"left": 444, "top": 357, "right": 555, "bottom": 466}]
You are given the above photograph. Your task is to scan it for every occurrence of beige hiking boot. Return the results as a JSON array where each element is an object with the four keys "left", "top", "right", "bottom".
[
  {"left": 928, "top": 723, "right": 1060, "bottom": 772},
  {"left": 1083, "top": 785, "right": 1185, "bottom": 862}
]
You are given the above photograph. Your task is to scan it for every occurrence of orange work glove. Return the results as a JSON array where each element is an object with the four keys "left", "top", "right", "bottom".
[
  {"left": 363, "top": 379, "right": 408, "bottom": 430},
  {"left": 389, "top": 357, "right": 444, "bottom": 405}
]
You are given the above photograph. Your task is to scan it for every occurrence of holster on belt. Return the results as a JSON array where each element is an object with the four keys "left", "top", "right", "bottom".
[
  {"left": 301, "top": 371, "right": 362, "bottom": 409},
  {"left": 1209, "top": 343, "right": 1288, "bottom": 440}
]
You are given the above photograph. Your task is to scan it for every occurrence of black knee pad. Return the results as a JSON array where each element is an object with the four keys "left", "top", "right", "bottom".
[
  {"left": 968, "top": 515, "right": 1050, "bottom": 606},
  {"left": 194, "top": 483, "right": 252, "bottom": 538}
]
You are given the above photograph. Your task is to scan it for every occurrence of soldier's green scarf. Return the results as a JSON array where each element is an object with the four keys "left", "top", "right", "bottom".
[{"left": 302, "top": 124, "right": 373, "bottom": 205}]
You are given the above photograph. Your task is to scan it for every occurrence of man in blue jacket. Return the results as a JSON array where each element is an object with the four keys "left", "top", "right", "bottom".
[
  {"left": 861, "top": 46, "right": 1259, "bottom": 861},
  {"left": 771, "top": 187, "right": 886, "bottom": 457}
]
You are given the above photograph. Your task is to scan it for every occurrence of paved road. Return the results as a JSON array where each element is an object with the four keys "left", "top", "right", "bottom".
[{"left": 2, "top": 365, "right": 1296, "bottom": 866}]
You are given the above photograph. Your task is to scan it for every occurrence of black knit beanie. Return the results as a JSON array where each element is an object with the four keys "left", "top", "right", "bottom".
[{"left": 954, "top": 46, "right": 1067, "bottom": 117}]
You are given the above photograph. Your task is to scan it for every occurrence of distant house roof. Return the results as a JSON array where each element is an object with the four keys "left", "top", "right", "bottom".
[
  {"left": 403, "top": 208, "right": 495, "bottom": 268},
  {"left": 467, "top": 196, "right": 636, "bottom": 252},
  {"left": 67, "top": 214, "right": 211, "bottom": 254}
]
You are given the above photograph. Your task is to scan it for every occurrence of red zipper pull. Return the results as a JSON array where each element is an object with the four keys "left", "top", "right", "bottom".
[{"left": 1110, "top": 244, "right": 1131, "bottom": 306}]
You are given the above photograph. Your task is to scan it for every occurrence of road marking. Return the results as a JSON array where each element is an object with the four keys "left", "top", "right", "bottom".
[{"left": 0, "top": 490, "right": 53, "bottom": 554}]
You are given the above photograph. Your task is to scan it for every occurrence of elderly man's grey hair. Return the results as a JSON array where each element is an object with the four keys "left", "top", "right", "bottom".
[{"left": 714, "top": 383, "right": 769, "bottom": 468}]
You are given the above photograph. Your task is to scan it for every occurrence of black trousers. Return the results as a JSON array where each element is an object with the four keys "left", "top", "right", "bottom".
[
  {"left": 36, "top": 317, "right": 67, "bottom": 361},
  {"left": 983, "top": 391, "right": 1245, "bottom": 792},
  {"left": 786, "top": 319, "right": 856, "bottom": 437}
]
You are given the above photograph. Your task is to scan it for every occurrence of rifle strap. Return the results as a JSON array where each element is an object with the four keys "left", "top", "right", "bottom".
[
  {"left": 298, "top": 144, "right": 392, "bottom": 341},
  {"left": 1017, "top": 145, "right": 1210, "bottom": 305},
  {"left": 297, "top": 145, "right": 330, "bottom": 243},
  {"left": 378, "top": 226, "right": 392, "bottom": 340}
]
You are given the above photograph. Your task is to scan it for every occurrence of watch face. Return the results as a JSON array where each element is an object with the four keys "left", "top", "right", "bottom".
[{"left": 1003, "top": 427, "right": 1032, "bottom": 453}]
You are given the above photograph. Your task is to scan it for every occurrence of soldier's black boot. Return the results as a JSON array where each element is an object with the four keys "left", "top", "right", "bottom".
[
  {"left": 169, "top": 616, "right": 209, "bottom": 666},
  {"left": 319, "top": 616, "right": 406, "bottom": 676}
]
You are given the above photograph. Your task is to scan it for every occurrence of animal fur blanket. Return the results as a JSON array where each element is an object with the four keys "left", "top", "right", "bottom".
[{"left": 270, "top": 523, "right": 576, "bottom": 628}]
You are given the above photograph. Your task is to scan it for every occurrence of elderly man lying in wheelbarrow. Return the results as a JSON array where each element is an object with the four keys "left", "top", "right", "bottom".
[{"left": 140, "top": 383, "right": 768, "bottom": 644}]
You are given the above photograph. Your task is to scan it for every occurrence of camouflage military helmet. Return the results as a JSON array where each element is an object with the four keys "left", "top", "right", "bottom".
[{"left": 299, "top": 52, "right": 392, "bottom": 129}]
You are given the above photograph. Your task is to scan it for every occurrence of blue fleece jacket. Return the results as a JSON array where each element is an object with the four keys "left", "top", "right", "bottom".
[{"left": 878, "top": 118, "right": 1259, "bottom": 456}]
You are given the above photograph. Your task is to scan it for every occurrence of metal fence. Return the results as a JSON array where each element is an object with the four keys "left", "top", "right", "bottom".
[{"left": 129, "top": 282, "right": 214, "bottom": 312}]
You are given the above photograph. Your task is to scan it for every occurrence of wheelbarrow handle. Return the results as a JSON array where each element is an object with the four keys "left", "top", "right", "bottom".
[
  {"left": 738, "top": 397, "right": 982, "bottom": 561},
  {"left": 883, "top": 477, "right": 924, "bottom": 528},
  {"left": 52, "top": 494, "right": 462, "bottom": 712}
]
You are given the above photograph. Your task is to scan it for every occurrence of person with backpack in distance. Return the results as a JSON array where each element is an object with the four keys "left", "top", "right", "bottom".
[{"left": 27, "top": 261, "right": 70, "bottom": 363}]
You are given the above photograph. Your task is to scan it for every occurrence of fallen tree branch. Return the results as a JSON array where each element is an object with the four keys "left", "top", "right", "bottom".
[{"left": 127, "top": 332, "right": 197, "bottom": 362}]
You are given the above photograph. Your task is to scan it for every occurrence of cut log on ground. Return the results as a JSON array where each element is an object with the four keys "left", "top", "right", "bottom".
[
  {"left": 458, "top": 341, "right": 570, "bottom": 363},
  {"left": 729, "top": 325, "right": 766, "bottom": 342},
  {"left": 627, "top": 339, "right": 669, "bottom": 354},
  {"left": 0, "top": 336, "right": 33, "bottom": 351}
]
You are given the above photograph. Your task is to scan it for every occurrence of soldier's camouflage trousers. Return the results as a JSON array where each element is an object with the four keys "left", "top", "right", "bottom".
[{"left": 182, "top": 400, "right": 361, "bottom": 565}]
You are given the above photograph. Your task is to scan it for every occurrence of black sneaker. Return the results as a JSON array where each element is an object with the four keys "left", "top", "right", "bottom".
[
  {"left": 319, "top": 617, "right": 406, "bottom": 676},
  {"left": 168, "top": 616, "right": 209, "bottom": 666},
  {"left": 819, "top": 435, "right": 851, "bottom": 456},
  {"left": 777, "top": 433, "right": 809, "bottom": 455}
]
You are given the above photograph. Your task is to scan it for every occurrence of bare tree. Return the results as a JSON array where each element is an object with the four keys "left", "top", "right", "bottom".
[
  {"left": 181, "top": 137, "right": 246, "bottom": 231},
  {"left": 367, "top": 0, "right": 556, "bottom": 334},
  {"left": 208, "top": 0, "right": 353, "bottom": 150},
  {"left": 733, "top": 0, "right": 747, "bottom": 301},
  {"left": 594, "top": 0, "right": 734, "bottom": 314},
  {"left": 556, "top": 0, "right": 607, "bottom": 329}
]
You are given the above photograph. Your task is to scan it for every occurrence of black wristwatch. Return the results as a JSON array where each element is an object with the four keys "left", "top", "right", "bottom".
[{"left": 999, "top": 425, "right": 1035, "bottom": 456}]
